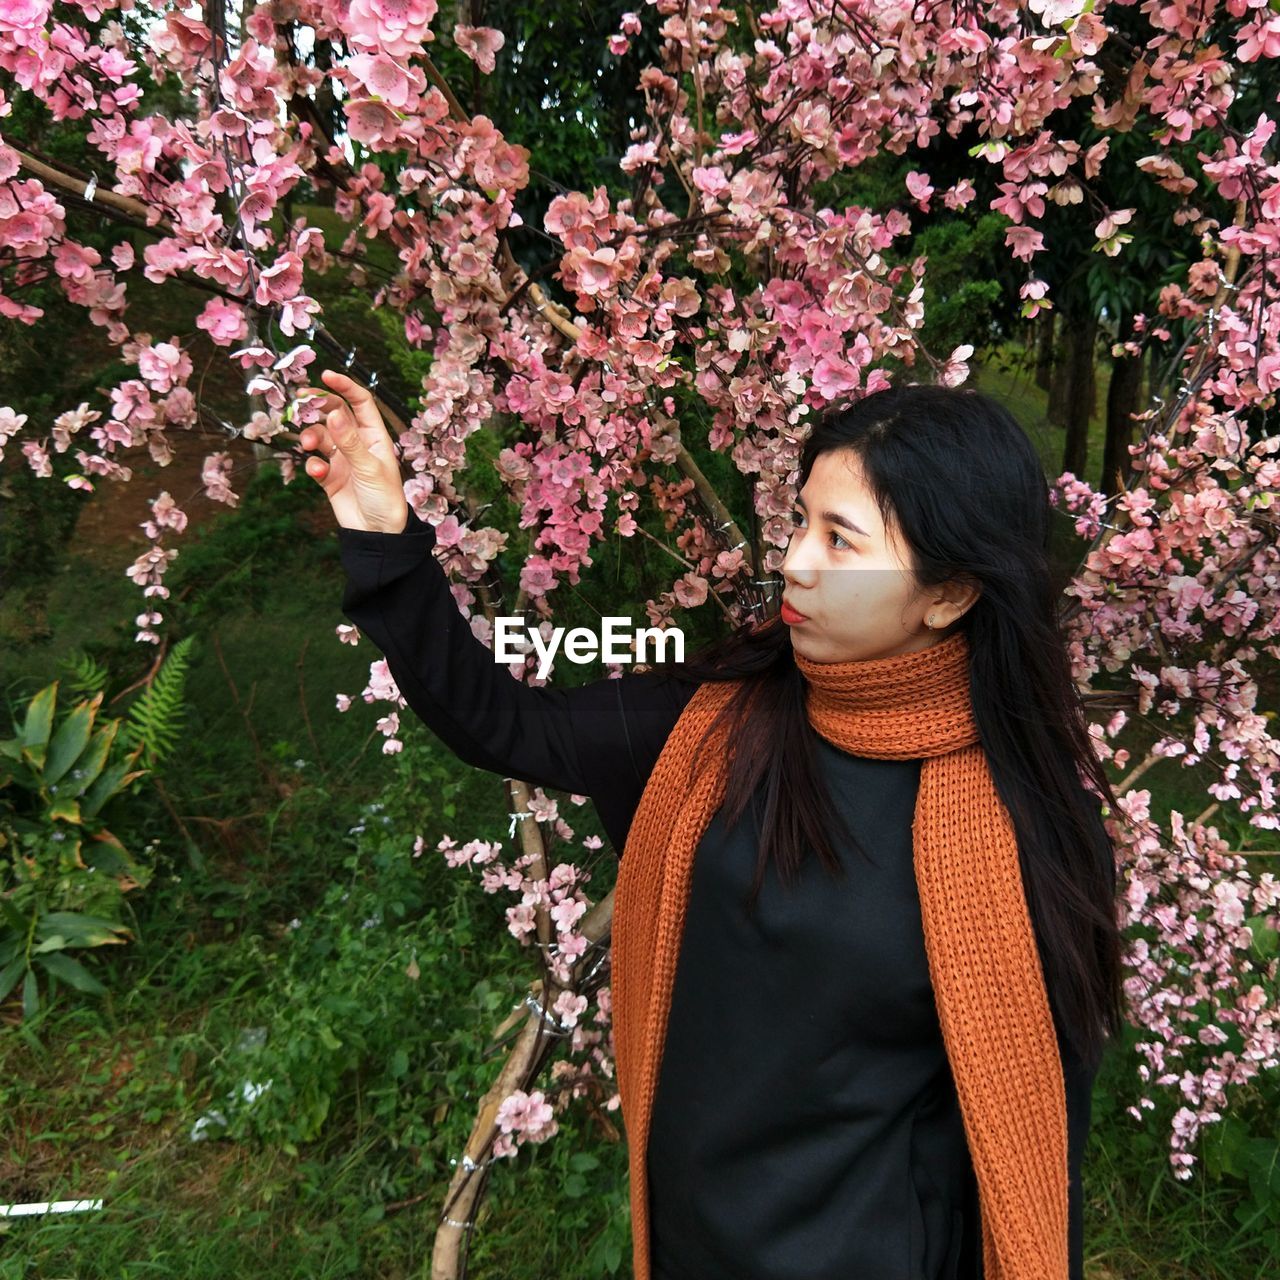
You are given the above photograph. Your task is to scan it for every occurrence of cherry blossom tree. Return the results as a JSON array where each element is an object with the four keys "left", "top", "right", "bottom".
[{"left": 3, "top": 0, "right": 1279, "bottom": 1269}]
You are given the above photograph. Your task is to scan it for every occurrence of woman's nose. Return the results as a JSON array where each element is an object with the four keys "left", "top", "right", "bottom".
[{"left": 781, "top": 536, "right": 818, "bottom": 584}]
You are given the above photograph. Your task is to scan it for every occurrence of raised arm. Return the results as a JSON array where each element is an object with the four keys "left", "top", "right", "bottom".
[
  {"left": 296, "top": 367, "right": 698, "bottom": 852},
  {"left": 337, "top": 504, "right": 697, "bottom": 851}
]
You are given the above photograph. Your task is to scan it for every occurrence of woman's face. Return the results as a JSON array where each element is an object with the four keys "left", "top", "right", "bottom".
[{"left": 779, "top": 449, "right": 978, "bottom": 664}]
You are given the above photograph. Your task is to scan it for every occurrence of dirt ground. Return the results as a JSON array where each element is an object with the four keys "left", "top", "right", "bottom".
[{"left": 68, "top": 430, "right": 325, "bottom": 572}]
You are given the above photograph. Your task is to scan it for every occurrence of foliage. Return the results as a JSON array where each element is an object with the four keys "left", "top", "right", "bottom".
[
  {"left": 191, "top": 794, "right": 466, "bottom": 1153},
  {"left": 118, "top": 634, "right": 196, "bottom": 772},
  {"left": 0, "top": 445, "right": 86, "bottom": 603},
  {"left": 910, "top": 214, "right": 1010, "bottom": 356},
  {"left": 172, "top": 739, "right": 633, "bottom": 1274},
  {"left": 0, "top": 678, "right": 149, "bottom": 1017},
  {"left": 162, "top": 468, "right": 328, "bottom": 623}
]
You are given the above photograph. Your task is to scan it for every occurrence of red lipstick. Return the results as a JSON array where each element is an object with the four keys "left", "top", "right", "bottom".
[{"left": 780, "top": 600, "right": 808, "bottom": 625}]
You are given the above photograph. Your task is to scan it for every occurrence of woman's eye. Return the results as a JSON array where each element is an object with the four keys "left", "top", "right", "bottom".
[{"left": 790, "top": 513, "right": 850, "bottom": 551}]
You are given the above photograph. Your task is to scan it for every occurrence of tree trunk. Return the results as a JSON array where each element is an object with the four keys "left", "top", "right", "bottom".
[
  {"left": 1048, "top": 340, "right": 1070, "bottom": 428},
  {"left": 1144, "top": 341, "right": 1161, "bottom": 409},
  {"left": 310, "top": 40, "right": 340, "bottom": 207},
  {"left": 1101, "top": 312, "right": 1143, "bottom": 494},
  {"left": 1060, "top": 308, "right": 1097, "bottom": 478},
  {"left": 1035, "top": 311, "right": 1055, "bottom": 392}
]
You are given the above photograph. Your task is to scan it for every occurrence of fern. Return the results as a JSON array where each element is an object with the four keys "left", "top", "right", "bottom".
[
  {"left": 119, "top": 634, "right": 197, "bottom": 770},
  {"left": 60, "top": 649, "right": 111, "bottom": 701}
]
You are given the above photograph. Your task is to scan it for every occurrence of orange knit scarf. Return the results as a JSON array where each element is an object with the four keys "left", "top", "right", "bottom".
[{"left": 611, "top": 628, "right": 1068, "bottom": 1280}]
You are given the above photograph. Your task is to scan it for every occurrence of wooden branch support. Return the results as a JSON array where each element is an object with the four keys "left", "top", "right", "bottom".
[{"left": 424, "top": 498, "right": 620, "bottom": 1278}]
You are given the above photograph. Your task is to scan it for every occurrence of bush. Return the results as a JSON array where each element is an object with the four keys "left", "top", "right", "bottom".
[{"left": 0, "top": 639, "right": 194, "bottom": 1018}]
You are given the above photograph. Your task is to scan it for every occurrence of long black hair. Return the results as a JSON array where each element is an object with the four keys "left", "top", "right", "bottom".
[{"left": 655, "top": 382, "right": 1126, "bottom": 1072}]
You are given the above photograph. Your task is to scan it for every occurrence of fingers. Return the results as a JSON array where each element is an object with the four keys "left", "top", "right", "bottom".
[
  {"left": 291, "top": 396, "right": 340, "bottom": 484},
  {"left": 297, "top": 369, "right": 386, "bottom": 441},
  {"left": 297, "top": 421, "right": 337, "bottom": 483},
  {"left": 319, "top": 368, "right": 387, "bottom": 436},
  {"left": 294, "top": 388, "right": 359, "bottom": 462},
  {"left": 293, "top": 370, "right": 391, "bottom": 489},
  {"left": 296, "top": 413, "right": 336, "bottom": 457}
]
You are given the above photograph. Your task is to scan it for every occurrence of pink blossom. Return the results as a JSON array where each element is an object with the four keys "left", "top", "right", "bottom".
[
  {"left": 348, "top": 50, "right": 419, "bottom": 109},
  {"left": 673, "top": 573, "right": 709, "bottom": 609},
  {"left": 253, "top": 251, "right": 303, "bottom": 305},
  {"left": 1005, "top": 225, "right": 1046, "bottom": 261},
  {"left": 1095, "top": 208, "right": 1135, "bottom": 241},
  {"left": 811, "top": 355, "right": 860, "bottom": 399},
  {"left": 620, "top": 141, "right": 660, "bottom": 174},
  {"left": 137, "top": 340, "right": 192, "bottom": 393},
  {"left": 195, "top": 298, "right": 247, "bottom": 345},
  {"left": 345, "top": 0, "right": 438, "bottom": 60},
  {"left": 454, "top": 25, "right": 505, "bottom": 75},
  {"left": 345, "top": 99, "right": 403, "bottom": 147},
  {"left": 905, "top": 170, "right": 934, "bottom": 210},
  {"left": 494, "top": 1089, "right": 557, "bottom": 1144}
]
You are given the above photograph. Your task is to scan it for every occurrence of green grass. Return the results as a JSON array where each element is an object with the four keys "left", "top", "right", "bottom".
[{"left": 1083, "top": 1027, "right": 1279, "bottom": 1279}]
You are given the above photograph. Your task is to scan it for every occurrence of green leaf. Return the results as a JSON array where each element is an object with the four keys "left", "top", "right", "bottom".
[
  {"left": 1204, "top": 1114, "right": 1250, "bottom": 1179},
  {"left": 49, "top": 796, "right": 83, "bottom": 824},
  {"left": 83, "top": 830, "right": 141, "bottom": 881},
  {"left": 0, "top": 957, "right": 26, "bottom": 1004},
  {"left": 120, "top": 635, "right": 194, "bottom": 770},
  {"left": 1246, "top": 914, "right": 1279, "bottom": 960},
  {"left": 20, "top": 682, "right": 58, "bottom": 763},
  {"left": 33, "top": 936, "right": 68, "bottom": 955},
  {"left": 81, "top": 757, "right": 149, "bottom": 820},
  {"left": 69, "top": 721, "right": 120, "bottom": 796},
  {"left": 0, "top": 897, "right": 29, "bottom": 936},
  {"left": 38, "top": 912, "right": 130, "bottom": 947},
  {"left": 36, "top": 951, "right": 107, "bottom": 995},
  {"left": 45, "top": 695, "right": 100, "bottom": 786},
  {"left": 22, "top": 968, "right": 39, "bottom": 1019}
]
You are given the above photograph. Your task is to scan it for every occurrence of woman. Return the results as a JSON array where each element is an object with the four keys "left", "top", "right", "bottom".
[{"left": 298, "top": 369, "right": 1124, "bottom": 1280}]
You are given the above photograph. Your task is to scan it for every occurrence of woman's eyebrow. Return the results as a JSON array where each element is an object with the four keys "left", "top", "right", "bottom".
[{"left": 795, "top": 495, "right": 870, "bottom": 538}]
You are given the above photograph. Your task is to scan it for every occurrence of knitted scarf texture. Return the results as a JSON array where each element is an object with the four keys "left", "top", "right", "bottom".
[{"left": 610, "top": 629, "right": 1068, "bottom": 1280}]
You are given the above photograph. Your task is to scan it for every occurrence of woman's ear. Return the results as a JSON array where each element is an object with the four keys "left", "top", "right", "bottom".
[{"left": 936, "top": 576, "right": 982, "bottom": 624}]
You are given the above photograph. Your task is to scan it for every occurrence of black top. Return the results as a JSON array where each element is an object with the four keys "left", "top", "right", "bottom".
[
  {"left": 646, "top": 745, "right": 975, "bottom": 1280},
  {"left": 337, "top": 505, "right": 1100, "bottom": 1280}
]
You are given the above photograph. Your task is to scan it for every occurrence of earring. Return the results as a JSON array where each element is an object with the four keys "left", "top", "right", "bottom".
[{"left": 928, "top": 614, "right": 937, "bottom": 628}]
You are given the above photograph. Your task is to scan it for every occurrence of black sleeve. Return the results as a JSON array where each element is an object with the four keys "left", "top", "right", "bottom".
[{"left": 336, "top": 504, "right": 699, "bottom": 853}]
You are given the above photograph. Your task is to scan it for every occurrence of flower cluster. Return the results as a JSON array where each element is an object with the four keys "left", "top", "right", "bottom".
[{"left": 417, "top": 785, "right": 619, "bottom": 1158}]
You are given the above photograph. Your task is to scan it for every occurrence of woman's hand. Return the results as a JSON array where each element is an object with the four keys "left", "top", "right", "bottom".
[{"left": 294, "top": 369, "right": 410, "bottom": 534}]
